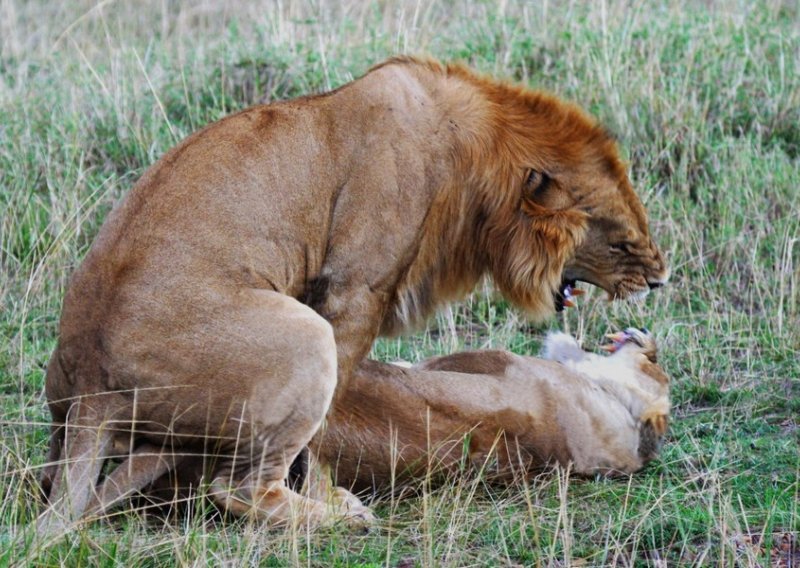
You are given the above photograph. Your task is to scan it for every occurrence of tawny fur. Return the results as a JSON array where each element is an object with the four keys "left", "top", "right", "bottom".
[
  {"left": 39, "top": 56, "right": 668, "bottom": 532},
  {"left": 313, "top": 329, "right": 670, "bottom": 489}
]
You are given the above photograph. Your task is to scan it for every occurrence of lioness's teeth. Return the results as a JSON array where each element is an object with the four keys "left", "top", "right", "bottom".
[
  {"left": 602, "top": 330, "right": 632, "bottom": 354},
  {"left": 605, "top": 331, "right": 628, "bottom": 343}
]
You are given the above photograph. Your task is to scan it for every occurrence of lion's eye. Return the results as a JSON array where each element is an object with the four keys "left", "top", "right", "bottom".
[
  {"left": 609, "top": 242, "right": 630, "bottom": 253},
  {"left": 523, "top": 169, "right": 550, "bottom": 198}
]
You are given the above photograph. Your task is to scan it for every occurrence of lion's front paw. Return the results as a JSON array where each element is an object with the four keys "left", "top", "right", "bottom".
[
  {"left": 330, "top": 487, "right": 377, "bottom": 531},
  {"left": 341, "top": 503, "right": 377, "bottom": 532}
]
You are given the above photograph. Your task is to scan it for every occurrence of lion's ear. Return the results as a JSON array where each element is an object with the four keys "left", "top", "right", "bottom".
[{"left": 522, "top": 169, "right": 574, "bottom": 211}]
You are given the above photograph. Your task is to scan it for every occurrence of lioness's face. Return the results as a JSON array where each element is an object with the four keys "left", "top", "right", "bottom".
[
  {"left": 605, "top": 327, "right": 660, "bottom": 365},
  {"left": 534, "top": 165, "right": 669, "bottom": 302}
]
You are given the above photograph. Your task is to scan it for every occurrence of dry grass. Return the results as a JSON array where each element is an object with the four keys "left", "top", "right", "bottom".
[{"left": 1, "top": 0, "right": 798, "bottom": 565}]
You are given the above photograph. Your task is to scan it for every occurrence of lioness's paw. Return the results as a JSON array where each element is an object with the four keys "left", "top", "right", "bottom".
[
  {"left": 642, "top": 411, "right": 669, "bottom": 436},
  {"left": 542, "top": 332, "right": 584, "bottom": 363}
]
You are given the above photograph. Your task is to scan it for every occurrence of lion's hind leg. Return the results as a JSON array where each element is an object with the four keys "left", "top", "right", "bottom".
[
  {"left": 208, "top": 476, "right": 372, "bottom": 528},
  {"left": 205, "top": 443, "right": 374, "bottom": 529},
  {"left": 36, "top": 400, "right": 114, "bottom": 535},
  {"left": 40, "top": 422, "right": 65, "bottom": 501},
  {"left": 199, "top": 290, "right": 374, "bottom": 529},
  {"left": 82, "top": 443, "right": 185, "bottom": 518},
  {"left": 204, "top": 418, "right": 374, "bottom": 529}
]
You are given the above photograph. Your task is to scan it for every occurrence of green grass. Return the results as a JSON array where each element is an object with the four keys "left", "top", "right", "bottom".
[{"left": 1, "top": 0, "right": 798, "bottom": 565}]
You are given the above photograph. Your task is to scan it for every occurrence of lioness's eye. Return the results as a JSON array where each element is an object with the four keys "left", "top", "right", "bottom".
[{"left": 609, "top": 242, "right": 629, "bottom": 253}]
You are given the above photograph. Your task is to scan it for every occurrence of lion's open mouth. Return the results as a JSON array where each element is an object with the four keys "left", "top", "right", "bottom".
[
  {"left": 554, "top": 279, "right": 584, "bottom": 311},
  {"left": 555, "top": 275, "right": 654, "bottom": 310}
]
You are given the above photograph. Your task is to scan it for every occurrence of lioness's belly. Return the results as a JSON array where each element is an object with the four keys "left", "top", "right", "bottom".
[{"left": 313, "top": 359, "right": 577, "bottom": 489}]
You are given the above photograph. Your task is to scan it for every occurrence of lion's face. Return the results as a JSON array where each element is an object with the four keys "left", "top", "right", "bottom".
[
  {"left": 485, "top": 156, "right": 667, "bottom": 321},
  {"left": 518, "top": 158, "right": 668, "bottom": 304},
  {"left": 560, "top": 173, "right": 668, "bottom": 301},
  {"left": 562, "top": 224, "right": 667, "bottom": 302}
]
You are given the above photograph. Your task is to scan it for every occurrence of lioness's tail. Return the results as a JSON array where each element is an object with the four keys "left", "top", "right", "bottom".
[{"left": 36, "top": 399, "right": 114, "bottom": 535}]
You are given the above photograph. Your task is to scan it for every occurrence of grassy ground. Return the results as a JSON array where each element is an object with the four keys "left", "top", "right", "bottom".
[{"left": 1, "top": 0, "right": 798, "bottom": 565}]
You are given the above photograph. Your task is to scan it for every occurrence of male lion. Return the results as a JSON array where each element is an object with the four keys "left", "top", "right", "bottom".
[
  {"left": 39, "top": 56, "right": 667, "bottom": 531},
  {"left": 311, "top": 328, "right": 669, "bottom": 492}
]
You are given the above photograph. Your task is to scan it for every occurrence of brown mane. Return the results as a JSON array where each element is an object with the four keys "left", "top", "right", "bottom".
[{"left": 381, "top": 57, "right": 644, "bottom": 332}]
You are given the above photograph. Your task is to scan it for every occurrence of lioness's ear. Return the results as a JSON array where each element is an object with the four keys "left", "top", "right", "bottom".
[{"left": 522, "top": 168, "right": 574, "bottom": 210}]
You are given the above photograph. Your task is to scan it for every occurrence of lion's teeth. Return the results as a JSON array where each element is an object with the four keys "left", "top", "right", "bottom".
[{"left": 562, "top": 284, "right": 580, "bottom": 308}]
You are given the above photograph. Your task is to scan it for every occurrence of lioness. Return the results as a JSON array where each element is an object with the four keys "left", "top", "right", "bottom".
[
  {"left": 79, "top": 329, "right": 669, "bottom": 513},
  {"left": 39, "top": 56, "right": 668, "bottom": 531},
  {"left": 311, "top": 328, "right": 670, "bottom": 490}
]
